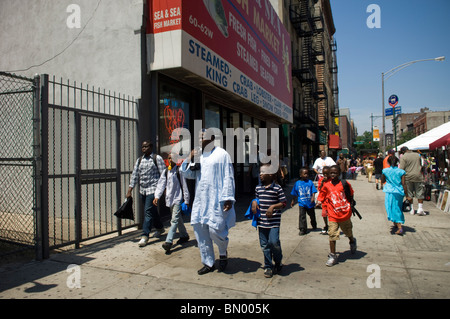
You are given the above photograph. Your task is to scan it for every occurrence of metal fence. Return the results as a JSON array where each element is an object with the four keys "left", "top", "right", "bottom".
[
  {"left": 0, "top": 73, "right": 140, "bottom": 260},
  {"left": 0, "top": 72, "right": 37, "bottom": 257}
]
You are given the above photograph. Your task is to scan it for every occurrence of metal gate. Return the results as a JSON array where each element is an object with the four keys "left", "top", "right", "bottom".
[
  {"left": 0, "top": 72, "right": 37, "bottom": 258},
  {"left": 41, "top": 75, "right": 140, "bottom": 258},
  {"left": 0, "top": 73, "right": 140, "bottom": 260}
]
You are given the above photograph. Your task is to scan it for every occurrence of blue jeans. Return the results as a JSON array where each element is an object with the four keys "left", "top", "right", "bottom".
[
  {"left": 141, "top": 193, "right": 163, "bottom": 237},
  {"left": 166, "top": 203, "right": 189, "bottom": 244},
  {"left": 258, "top": 227, "right": 282, "bottom": 269}
]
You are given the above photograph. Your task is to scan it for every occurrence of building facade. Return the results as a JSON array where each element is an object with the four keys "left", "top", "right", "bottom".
[
  {"left": 281, "top": 0, "right": 340, "bottom": 174},
  {"left": 394, "top": 109, "right": 450, "bottom": 141},
  {"left": 1, "top": 0, "right": 339, "bottom": 187}
]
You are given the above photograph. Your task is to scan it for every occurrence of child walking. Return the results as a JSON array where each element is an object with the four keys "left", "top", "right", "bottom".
[
  {"left": 153, "top": 153, "right": 190, "bottom": 254},
  {"left": 316, "top": 165, "right": 357, "bottom": 267},
  {"left": 252, "top": 164, "right": 287, "bottom": 278},
  {"left": 318, "top": 166, "right": 331, "bottom": 234},
  {"left": 290, "top": 167, "right": 317, "bottom": 235}
]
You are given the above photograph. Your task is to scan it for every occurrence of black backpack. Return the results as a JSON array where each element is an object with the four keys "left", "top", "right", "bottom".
[
  {"left": 165, "top": 166, "right": 184, "bottom": 197},
  {"left": 138, "top": 153, "right": 161, "bottom": 175},
  {"left": 341, "top": 180, "right": 361, "bottom": 220}
]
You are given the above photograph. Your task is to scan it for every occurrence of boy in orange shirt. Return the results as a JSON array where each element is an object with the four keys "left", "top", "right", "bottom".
[{"left": 316, "top": 165, "right": 357, "bottom": 266}]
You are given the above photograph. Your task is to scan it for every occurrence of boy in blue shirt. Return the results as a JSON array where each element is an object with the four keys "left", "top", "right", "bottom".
[{"left": 291, "top": 167, "right": 318, "bottom": 235}]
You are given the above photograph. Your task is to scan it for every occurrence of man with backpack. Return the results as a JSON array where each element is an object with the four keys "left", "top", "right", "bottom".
[
  {"left": 153, "top": 153, "right": 190, "bottom": 254},
  {"left": 127, "top": 140, "right": 166, "bottom": 247}
]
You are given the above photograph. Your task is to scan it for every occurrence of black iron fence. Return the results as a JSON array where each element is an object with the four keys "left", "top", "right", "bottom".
[{"left": 0, "top": 73, "right": 140, "bottom": 260}]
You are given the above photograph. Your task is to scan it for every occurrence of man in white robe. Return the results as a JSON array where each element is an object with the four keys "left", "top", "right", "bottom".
[{"left": 180, "top": 131, "right": 235, "bottom": 275}]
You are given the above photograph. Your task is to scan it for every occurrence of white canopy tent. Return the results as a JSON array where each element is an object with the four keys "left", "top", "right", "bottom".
[{"left": 395, "top": 121, "right": 450, "bottom": 151}]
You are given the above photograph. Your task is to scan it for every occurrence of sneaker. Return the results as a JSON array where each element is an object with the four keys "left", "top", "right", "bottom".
[
  {"left": 350, "top": 238, "right": 357, "bottom": 254},
  {"left": 321, "top": 227, "right": 328, "bottom": 235},
  {"left": 138, "top": 236, "right": 149, "bottom": 247},
  {"left": 151, "top": 228, "right": 165, "bottom": 238},
  {"left": 264, "top": 268, "right": 273, "bottom": 278},
  {"left": 162, "top": 242, "right": 172, "bottom": 252},
  {"left": 410, "top": 208, "right": 415, "bottom": 215},
  {"left": 376, "top": 184, "right": 379, "bottom": 190},
  {"left": 326, "top": 253, "right": 338, "bottom": 267},
  {"left": 416, "top": 209, "right": 426, "bottom": 216}
]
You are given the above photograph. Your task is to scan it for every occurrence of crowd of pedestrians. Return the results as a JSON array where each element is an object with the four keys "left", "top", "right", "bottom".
[{"left": 127, "top": 134, "right": 435, "bottom": 277}]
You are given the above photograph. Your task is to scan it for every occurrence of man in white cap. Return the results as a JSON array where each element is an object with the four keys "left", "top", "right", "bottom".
[{"left": 180, "top": 129, "right": 235, "bottom": 275}]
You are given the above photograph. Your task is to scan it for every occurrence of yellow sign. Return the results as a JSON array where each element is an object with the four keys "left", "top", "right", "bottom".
[{"left": 373, "top": 126, "right": 380, "bottom": 142}]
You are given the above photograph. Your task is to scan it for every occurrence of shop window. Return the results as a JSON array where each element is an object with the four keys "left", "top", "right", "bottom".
[{"left": 159, "top": 83, "right": 191, "bottom": 165}]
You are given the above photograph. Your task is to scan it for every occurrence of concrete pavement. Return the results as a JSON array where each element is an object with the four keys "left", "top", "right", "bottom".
[{"left": 1, "top": 174, "right": 450, "bottom": 302}]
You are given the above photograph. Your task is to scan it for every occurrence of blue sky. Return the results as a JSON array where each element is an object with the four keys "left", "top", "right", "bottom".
[{"left": 330, "top": 0, "right": 450, "bottom": 135}]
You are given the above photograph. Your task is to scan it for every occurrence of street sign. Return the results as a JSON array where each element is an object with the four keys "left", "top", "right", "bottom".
[
  {"left": 389, "top": 95, "right": 399, "bottom": 108},
  {"left": 385, "top": 105, "right": 402, "bottom": 119},
  {"left": 354, "top": 141, "right": 364, "bottom": 145}
]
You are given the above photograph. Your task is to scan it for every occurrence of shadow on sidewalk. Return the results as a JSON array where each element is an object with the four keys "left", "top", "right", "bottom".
[{"left": 337, "top": 250, "right": 367, "bottom": 264}]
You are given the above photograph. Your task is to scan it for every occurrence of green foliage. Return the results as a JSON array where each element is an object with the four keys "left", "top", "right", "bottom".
[{"left": 355, "top": 131, "right": 379, "bottom": 152}]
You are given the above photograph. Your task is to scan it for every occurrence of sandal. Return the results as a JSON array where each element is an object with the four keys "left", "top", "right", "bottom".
[{"left": 395, "top": 228, "right": 404, "bottom": 235}]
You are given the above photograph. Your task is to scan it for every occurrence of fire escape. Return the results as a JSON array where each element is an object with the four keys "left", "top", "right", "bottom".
[
  {"left": 290, "top": 0, "right": 325, "bottom": 126},
  {"left": 331, "top": 38, "right": 340, "bottom": 133}
]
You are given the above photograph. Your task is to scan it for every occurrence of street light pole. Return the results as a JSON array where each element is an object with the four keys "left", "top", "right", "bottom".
[{"left": 381, "top": 56, "right": 445, "bottom": 153}]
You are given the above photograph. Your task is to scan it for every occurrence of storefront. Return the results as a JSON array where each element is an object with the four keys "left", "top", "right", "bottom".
[{"left": 145, "top": 0, "right": 293, "bottom": 195}]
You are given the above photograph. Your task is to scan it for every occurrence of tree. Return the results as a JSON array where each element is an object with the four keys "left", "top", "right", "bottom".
[{"left": 355, "top": 131, "right": 379, "bottom": 153}]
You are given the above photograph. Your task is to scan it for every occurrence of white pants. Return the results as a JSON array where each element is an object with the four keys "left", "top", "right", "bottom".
[{"left": 193, "top": 223, "right": 229, "bottom": 267}]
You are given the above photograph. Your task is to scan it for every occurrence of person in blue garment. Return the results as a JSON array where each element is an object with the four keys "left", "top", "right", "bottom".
[
  {"left": 381, "top": 156, "right": 408, "bottom": 235},
  {"left": 180, "top": 129, "right": 235, "bottom": 275},
  {"left": 290, "top": 167, "right": 318, "bottom": 235}
]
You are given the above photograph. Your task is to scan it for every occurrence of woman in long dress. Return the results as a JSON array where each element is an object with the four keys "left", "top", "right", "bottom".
[{"left": 381, "top": 156, "right": 408, "bottom": 235}]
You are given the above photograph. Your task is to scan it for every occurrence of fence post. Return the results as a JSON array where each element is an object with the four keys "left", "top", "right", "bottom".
[
  {"left": 116, "top": 118, "right": 123, "bottom": 235},
  {"left": 40, "top": 74, "right": 50, "bottom": 259},
  {"left": 33, "top": 75, "right": 43, "bottom": 261},
  {"left": 74, "top": 112, "right": 82, "bottom": 249}
]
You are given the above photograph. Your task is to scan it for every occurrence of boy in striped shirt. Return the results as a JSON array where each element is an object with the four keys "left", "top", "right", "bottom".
[{"left": 252, "top": 164, "right": 287, "bottom": 278}]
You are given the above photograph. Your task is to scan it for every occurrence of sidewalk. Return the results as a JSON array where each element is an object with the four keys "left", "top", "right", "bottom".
[{"left": 1, "top": 174, "right": 450, "bottom": 300}]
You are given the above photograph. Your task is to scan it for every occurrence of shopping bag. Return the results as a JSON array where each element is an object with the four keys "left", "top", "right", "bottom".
[
  {"left": 114, "top": 197, "right": 134, "bottom": 220},
  {"left": 181, "top": 202, "right": 191, "bottom": 215},
  {"left": 244, "top": 199, "right": 260, "bottom": 228},
  {"left": 424, "top": 184, "right": 432, "bottom": 201},
  {"left": 402, "top": 199, "right": 412, "bottom": 213}
]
